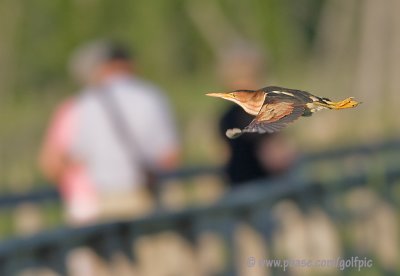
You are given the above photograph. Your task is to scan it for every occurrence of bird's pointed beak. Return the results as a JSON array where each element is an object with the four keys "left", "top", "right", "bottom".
[{"left": 206, "top": 92, "right": 234, "bottom": 100}]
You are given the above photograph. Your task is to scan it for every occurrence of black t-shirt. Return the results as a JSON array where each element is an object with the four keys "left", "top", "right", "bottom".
[{"left": 219, "top": 105, "right": 274, "bottom": 186}]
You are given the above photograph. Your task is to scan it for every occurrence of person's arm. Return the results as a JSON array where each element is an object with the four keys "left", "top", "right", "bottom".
[
  {"left": 38, "top": 100, "right": 76, "bottom": 183},
  {"left": 39, "top": 139, "right": 68, "bottom": 183},
  {"left": 137, "top": 91, "right": 181, "bottom": 171},
  {"left": 157, "top": 146, "right": 180, "bottom": 170},
  {"left": 151, "top": 99, "right": 181, "bottom": 171}
]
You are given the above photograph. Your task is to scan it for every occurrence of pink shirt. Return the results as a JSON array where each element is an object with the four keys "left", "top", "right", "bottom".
[{"left": 45, "top": 99, "right": 99, "bottom": 223}]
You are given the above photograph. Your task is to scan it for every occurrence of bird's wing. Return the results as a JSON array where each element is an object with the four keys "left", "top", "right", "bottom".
[
  {"left": 262, "top": 86, "right": 315, "bottom": 103},
  {"left": 243, "top": 101, "right": 305, "bottom": 133}
]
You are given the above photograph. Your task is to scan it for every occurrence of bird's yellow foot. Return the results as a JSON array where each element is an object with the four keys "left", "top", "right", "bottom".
[{"left": 331, "top": 97, "right": 361, "bottom": 109}]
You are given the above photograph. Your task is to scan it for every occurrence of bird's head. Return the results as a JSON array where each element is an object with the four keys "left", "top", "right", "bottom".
[{"left": 206, "top": 90, "right": 265, "bottom": 115}]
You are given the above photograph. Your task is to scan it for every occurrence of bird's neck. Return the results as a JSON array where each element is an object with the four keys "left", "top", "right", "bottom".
[{"left": 239, "top": 92, "right": 266, "bottom": 116}]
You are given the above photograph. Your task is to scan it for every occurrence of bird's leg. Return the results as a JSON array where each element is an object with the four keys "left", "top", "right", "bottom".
[
  {"left": 329, "top": 97, "right": 361, "bottom": 109},
  {"left": 319, "top": 97, "right": 361, "bottom": 110}
]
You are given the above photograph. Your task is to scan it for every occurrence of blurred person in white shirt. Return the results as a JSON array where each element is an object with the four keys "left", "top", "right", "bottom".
[{"left": 39, "top": 40, "right": 180, "bottom": 225}]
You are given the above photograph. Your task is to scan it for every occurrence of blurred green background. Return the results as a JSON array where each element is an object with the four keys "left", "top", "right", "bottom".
[
  {"left": 1, "top": 2, "right": 400, "bottom": 275},
  {"left": 1, "top": 0, "right": 399, "bottom": 192}
]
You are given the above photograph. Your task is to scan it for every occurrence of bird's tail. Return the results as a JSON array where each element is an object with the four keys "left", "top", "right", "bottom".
[
  {"left": 318, "top": 97, "right": 361, "bottom": 110},
  {"left": 226, "top": 128, "right": 243, "bottom": 139}
]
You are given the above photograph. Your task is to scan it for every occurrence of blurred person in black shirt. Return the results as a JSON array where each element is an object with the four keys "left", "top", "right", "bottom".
[{"left": 216, "top": 43, "right": 296, "bottom": 186}]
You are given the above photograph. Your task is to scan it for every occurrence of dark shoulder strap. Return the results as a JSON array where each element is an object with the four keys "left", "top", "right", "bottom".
[
  {"left": 95, "top": 87, "right": 159, "bottom": 194},
  {"left": 95, "top": 87, "right": 145, "bottom": 168}
]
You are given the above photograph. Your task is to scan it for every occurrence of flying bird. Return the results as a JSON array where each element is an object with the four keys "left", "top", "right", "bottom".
[{"left": 206, "top": 86, "right": 360, "bottom": 139}]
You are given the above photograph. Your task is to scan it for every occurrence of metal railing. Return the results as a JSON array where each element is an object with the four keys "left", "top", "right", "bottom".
[
  {"left": 2, "top": 137, "right": 400, "bottom": 209},
  {"left": 0, "top": 138, "right": 399, "bottom": 275}
]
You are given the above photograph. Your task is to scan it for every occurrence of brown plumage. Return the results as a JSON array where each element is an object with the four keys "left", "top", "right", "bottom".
[{"left": 207, "top": 86, "right": 360, "bottom": 139}]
